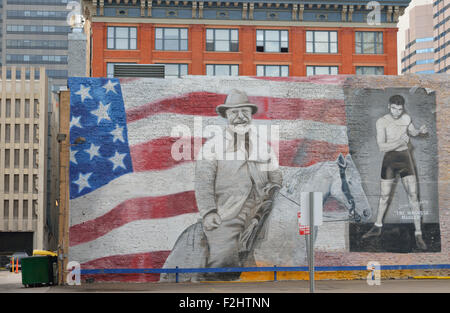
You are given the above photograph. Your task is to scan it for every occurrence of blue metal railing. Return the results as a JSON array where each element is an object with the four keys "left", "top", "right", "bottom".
[{"left": 80, "top": 264, "right": 450, "bottom": 283}]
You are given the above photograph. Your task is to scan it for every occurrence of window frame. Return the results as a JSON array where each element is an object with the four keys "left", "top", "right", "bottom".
[
  {"left": 306, "top": 30, "right": 338, "bottom": 54},
  {"left": 107, "top": 26, "right": 137, "bottom": 50},
  {"left": 156, "top": 63, "right": 189, "bottom": 78},
  {"left": 256, "top": 29, "right": 289, "bottom": 53},
  {"left": 416, "top": 58, "right": 434, "bottom": 65},
  {"left": 256, "top": 65, "right": 289, "bottom": 77},
  {"left": 206, "top": 28, "right": 239, "bottom": 52},
  {"left": 205, "top": 64, "right": 239, "bottom": 76},
  {"left": 355, "top": 31, "right": 384, "bottom": 54},
  {"left": 306, "top": 65, "right": 339, "bottom": 76},
  {"left": 355, "top": 66, "right": 384, "bottom": 75},
  {"left": 155, "top": 27, "right": 189, "bottom": 51}
]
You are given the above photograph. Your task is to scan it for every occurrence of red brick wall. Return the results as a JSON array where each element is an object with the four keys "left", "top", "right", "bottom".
[{"left": 90, "top": 23, "right": 399, "bottom": 77}]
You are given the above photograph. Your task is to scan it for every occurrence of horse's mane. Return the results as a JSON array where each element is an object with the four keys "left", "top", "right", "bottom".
[{"left": 283, "top": 160, "right": 336, "bottom": 196}]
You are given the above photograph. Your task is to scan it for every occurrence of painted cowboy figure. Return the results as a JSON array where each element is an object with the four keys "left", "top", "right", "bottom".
[
  {"left": 195, "top": 89, "right": 282, "bottom": 279},
  {"left": 362, "top": 95, "right": 428, "bottom": 250}
]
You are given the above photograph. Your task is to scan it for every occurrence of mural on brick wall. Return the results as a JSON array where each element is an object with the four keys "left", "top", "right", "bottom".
[
  {"left": 345, "top": 87, "right": 440, "bottom": 253},
  {"left": 67, "top": 77, "right": 440, "bottom": 283}
]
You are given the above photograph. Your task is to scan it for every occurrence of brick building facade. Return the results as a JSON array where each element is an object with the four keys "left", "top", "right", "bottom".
[{"left": 81, "top": 0, "right": 411, "bottom": 78}]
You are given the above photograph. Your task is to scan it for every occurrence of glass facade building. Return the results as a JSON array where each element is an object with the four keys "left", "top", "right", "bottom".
[{"left": 1, "top": 0, "right": 70, "bottom": 88}]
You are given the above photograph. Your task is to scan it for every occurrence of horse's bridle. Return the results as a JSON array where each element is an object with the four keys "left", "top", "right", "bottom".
[{"left": 338, "top": 163, "right": 358, "bottom": 222}]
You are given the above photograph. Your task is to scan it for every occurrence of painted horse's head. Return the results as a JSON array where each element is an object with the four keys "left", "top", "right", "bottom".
[{"left": 330, "top": 153, "right": 372, "bottom": 223}]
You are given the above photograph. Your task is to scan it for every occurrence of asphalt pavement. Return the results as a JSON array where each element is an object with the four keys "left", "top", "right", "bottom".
[{"left": 1, "top": 270, "right": 449, "bottom": 293}]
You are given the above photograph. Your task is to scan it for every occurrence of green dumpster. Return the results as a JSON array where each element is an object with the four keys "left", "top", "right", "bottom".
[{"left": 21, "top": 256, "right": 57, "bottom": 287}]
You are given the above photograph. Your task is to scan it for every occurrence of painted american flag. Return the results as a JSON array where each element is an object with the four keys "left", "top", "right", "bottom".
[{"left": 68, "top": 75, "right": 349, "bottom": 282}]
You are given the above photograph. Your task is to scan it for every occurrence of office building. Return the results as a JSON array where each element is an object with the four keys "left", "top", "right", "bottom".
[
  {"left": 1, "top": 0, "right": 71, "bottom": 88},
  {"left": 433, "top": 0, "right": 450, "bottom": 73},
  {"left": 401, "top": 4, "right": 435, "bottom": 74},
  {"left": 0, "top": 67, "right": 57, "bottom": 254}
]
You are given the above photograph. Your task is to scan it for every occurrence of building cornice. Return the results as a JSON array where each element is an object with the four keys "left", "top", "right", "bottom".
[
  {"left": 82, "top": 0, "right": 409, "bottom": 24},
  {"left": 90, "top": 16, "right": 399, "bottom": 27},
  {"left": 84, "top": 0, "right": 411, "bottom": 6}
]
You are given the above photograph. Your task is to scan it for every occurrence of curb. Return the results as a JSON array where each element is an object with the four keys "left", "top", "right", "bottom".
[{"left": 412, "top": 276, "right": 450, "bottom": 279}]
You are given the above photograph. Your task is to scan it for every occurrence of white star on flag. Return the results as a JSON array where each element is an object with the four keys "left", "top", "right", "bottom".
[
  {"left": 111, "top": 124, "right": 124, "bottom": 143},
  {"left": 70, "top": 116, "right": 82, "bottom": 129},
  {"left": 70, "top": 149, "right": 79, "bottom": 164},
  {"left": 91, "top": 101, "right": 111, "bottom": 124},
  {"left": 75, "top": 85, "right": 93, "bottom": 102},
  {"left": 85, "top": 143, "right": 101, "bottom": 160},
  {"left": 103, "top": 80, "right": 118, "bottom": 94},
  {"left": 109, "top": 151, "right": 127, "bottom": 171},
  {"left": 73, "top": 172, "right": 92, "bottom": 193}
]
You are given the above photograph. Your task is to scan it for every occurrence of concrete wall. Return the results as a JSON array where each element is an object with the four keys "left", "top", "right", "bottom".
[{"left": 67, "top": 74, "right": 449, "bottom": 282}]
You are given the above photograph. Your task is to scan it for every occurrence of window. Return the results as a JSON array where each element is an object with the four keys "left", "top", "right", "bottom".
[
  {"left": 43, "top": 26, "right": 55, "bottom": 32},
  {"left": 24, "top": 125, "right": 30, "bottom": 143},
  {"left": 14, "top": 126, "right": 20, "bottom": 143},
  {"left": 256, "top": 30, "right": 288, "bottom": 53},
  {"left": 416, "top": 48, "right": 434, "bottom": 54},
  {"left": 14, "top": 150, "right": 20, "bottom": 168},
  {"left": 416, "top": 70, "right": 435, "bottom": 74},
  {"left": 46, "top": 70, "right": 68, "bottom": 79},
  {"left": 306, "top": 66, "right": 338, "bottom": 76},
  {"left": 6, "top": 54, "right": 67, "bottom": 64},
  {"left": 5, "top": 150, "right": 10, "bottom": 168},
  {"left": 7, "top": 25, "right": 24, "bottom": 32},
  {"left": 23, "top": 200, "right": 28, "bottom": 219},
  {"left": 155, "top": 28, "right": 188, "bottom": 51},
  {"left": 158, "top": 64, "right": 188, "bottom": 77},
  {"left": 405, "top": 37, "right": 434, "bottom": 49},
  {"left": 6, "top": 100, "right": 11, "bottom": 118},
  {"left": 14, "top": 176, "right": 19, "bottom": 194},
  {"left": 7, "top": 24, "right": 70, "bottom": 33},
  {"left": 107, "top": 62, "right": 137, "bottom": 78},
  {"left": 206, "top": 29, "right": 239, "bottom": 52},
  {"left": 306, "top": 31, "right": 338, "bottom": 53},
  {"left": 356, "top": 66, "right": 384, "bottom": 75},
  {"left": 5, "top": 125, "right": 10, "bottom": 143},
  {"left": 7, "top": 0, "right": 69, "bottom": 4},
  {"left": 24, "top": 149, "right": 29, "bottom": 167},
  {"left": 7, "top": 10, "right": 68, "bottom": 19},
  {"left": 6, "top": 39, "right": 68, "bottom": 49},
  {"left": 107, "top": 27, "right": 137, "bottom": 50},
  {"left": 256, "top": 65, "right": 289, "bottom": 77},
  {"left": 3, "top": 201, "right": 9, "bottom": 219},
  {"left": 417, "top": 37, "right": 432, "bottom": 43},
  {"left": 416, "top": 59, "right": 434, "bottom": 65},
  {"left": 23, "top": 176, "right": 29, "bottom": 193},
  {"left": 206, "top": 64, "right": 239, "bottom": 76},
  {"left": 355, "top": 32, "right": 383, "bottom": 54}
]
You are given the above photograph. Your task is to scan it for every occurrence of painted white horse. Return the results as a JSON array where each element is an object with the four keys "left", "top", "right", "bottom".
[
  {"left": 160, "top": 153, "right": 372, "bottom": 282},
  {"left": 253, "top": 153, "right": 372, "bottom": 267}
]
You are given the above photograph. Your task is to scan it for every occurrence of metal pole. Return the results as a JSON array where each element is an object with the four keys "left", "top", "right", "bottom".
[{"left": 309, "top": 192, "right": 315, "bottom": 293}]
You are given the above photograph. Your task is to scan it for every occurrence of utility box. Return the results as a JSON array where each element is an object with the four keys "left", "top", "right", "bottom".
[{"left": 21, "top": 256, "right": 57, "bottom": 287}]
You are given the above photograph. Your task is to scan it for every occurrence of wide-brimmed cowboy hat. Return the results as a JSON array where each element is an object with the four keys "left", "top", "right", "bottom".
[{"left": 216, "top": 89, "right": 258, "bottom": 118}]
